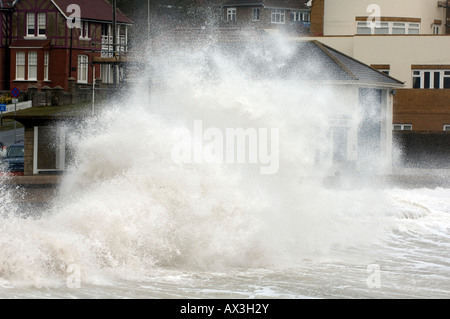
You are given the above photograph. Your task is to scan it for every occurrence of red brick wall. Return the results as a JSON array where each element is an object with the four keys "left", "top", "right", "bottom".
[
  {"left": 9, "top": 48, "right": 100, "bottom": 92},
  {"left": 393, "top": 89, "right": 450, "bottom": 132},
  {"left": 310, "top": 0, "right": 324, "bottom": 35}
]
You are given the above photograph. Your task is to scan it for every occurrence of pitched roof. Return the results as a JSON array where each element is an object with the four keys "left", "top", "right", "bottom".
[
  {"left": 213, "top": 38, "right": 404, "bottom": 87},
  {"left": 151, "top": 29, "right": 403, "bottom": 87},
  {"left": 311, "top": 41, "right": 404, "bottom": 86},
  {"left": 51, "top": 0, "right": 133, "bottom": 24},
  {"left": 222, "top": 0, "right": 309, "bottom": 10}
]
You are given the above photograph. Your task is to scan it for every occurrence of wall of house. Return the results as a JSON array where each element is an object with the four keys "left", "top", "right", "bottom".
[
  {"left": 321, "top": 0, "right": 447, "bottom": 36},
  {"left": 8, "top": 0, "right": 105, "bottom": 91},
  {"left": 307, "top": 84, "right": 393, "bottom": 173},
  {"left": 394, "top": 89, "right": 450, "bottom": 131},
  {"left": 222, "top": 5, "right": 310, "bottom": 34}
]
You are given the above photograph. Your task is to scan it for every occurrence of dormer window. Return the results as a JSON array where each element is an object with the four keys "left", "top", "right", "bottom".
[
  {"left": 27, "top": 13, "right": 35, "bottom": 36},
  {"left": 80, "top": 21, "right": 90, "bottom": 39},
  {"left": 26, "top": 12, "right": 46, "bottom": 37},
  {"left": 38, "top": 13, "right": 46, "bottom": 36}
]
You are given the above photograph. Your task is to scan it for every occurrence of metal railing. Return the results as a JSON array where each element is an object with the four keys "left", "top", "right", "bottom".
[{"left": 101, "top": 35, "right": 127, "bottom": 57}]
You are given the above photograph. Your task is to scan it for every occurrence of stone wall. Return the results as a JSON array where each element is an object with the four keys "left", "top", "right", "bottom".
[{"left": 25, "top": 78, "right": 110, "bottom": 107}]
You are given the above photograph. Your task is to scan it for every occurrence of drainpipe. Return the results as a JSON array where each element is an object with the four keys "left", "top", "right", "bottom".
[
  {"left": 69, "top": 28, "right": 73, "bottom": 78},
  {"left": 112, "top": 0, "right": 117, "bottom": 88}
]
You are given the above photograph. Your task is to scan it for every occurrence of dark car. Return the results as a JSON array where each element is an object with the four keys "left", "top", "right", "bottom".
[{"left": 1, "top": 142, "right": 24, "bottom": 175}]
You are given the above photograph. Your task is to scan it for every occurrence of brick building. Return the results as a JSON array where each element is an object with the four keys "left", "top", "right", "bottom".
[{"left": 0, "top": 0, "right": 132, "bottom": 93}]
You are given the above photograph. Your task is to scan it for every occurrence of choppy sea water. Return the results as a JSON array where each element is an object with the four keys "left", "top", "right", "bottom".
[
  {"left": 1, "top": 35, "right": 449, "bottom": 299},
  {"left": 1, "top": 186, "right": 449, "bottom": 299}
]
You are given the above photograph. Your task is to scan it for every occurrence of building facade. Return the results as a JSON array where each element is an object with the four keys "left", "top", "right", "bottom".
[
  {"left": 302, "top": 0, "right": 450, "bottom": 168},
  {"left": 0, "top": 0, "right": 132, "bottom": 93},
  {"left": 221, "top": 0, "right": 311, "bottom": 35}
]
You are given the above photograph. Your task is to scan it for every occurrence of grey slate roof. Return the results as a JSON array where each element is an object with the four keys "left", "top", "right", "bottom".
[
  {"left": 153, "top": 29, "right": 404, "bottom": 88},
  {"left": 312, "top": 41, "right": 404, "bottom": 87},
  {"left": 222, "top": 0, "right": 309, "bottom": 10}
]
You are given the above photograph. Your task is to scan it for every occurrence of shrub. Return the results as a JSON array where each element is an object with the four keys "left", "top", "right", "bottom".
[{"left": 0, "top": 94, "right": 12, "bottom": 104}]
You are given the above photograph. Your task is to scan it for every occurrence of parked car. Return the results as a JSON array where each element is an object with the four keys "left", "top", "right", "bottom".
[
  {"left": 0, "top": 142, "right": 24, "bottom": 175},
  {"left": 0, "top": 142, "right": 7, "bottom": 158}
]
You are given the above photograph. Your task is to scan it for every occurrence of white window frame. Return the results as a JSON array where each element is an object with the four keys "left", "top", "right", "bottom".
[
  {"left": 28, "top": 52, "right": 37, "bottom": 81},
  {"left": 44, "top": 52, "right": 49, "bottom": 81},
  {"left": 77, "top": 55, "right": 89, "bottom": 83},
  {"left": 293, "top": 11, "right": 310, "bottom": 22},
  {"left": 356, "top": 21, "right": 420, "bottom": 35},
  {"left": 16, "top": 52, "right": 25, "bottom": 80},
  {"left": 271, "top": 9, "right": 285, "bottom": 24},
  {"left": 252, "top": 8, "right": 260, "bottom": 21},
  {"left": 433, "top": 24, "right": 440, "bottom": 35},
  {"left": 393, "top": 124, "right": 412, "bottom": 131},
  {"left": 26, "top": 13, "right": 35, "bottom": 37},
  {"left": 412, "top": 70, "right": 450, "bottom": 89},
  {"left": 227, "top": 8, "right": 236, "bottom": 22},
  {"left": 443, "top": 125, "right": 450, "bottom": 132},
  {"left": 37, "top": 13, "right": 46, "bottom": 37},
  {"left": 80, "top": 21, "right": 90, "bottom": 39}
]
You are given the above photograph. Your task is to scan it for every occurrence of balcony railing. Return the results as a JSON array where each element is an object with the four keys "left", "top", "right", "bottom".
[{"left": 101, "top": 35, "right": 127, "bottom": 58}]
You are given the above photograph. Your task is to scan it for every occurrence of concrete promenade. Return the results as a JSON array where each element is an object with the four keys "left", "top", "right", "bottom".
[{"left": 3, "top": 175, "right": 62, "bottom": 205}]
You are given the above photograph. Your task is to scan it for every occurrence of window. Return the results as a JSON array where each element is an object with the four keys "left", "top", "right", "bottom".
[
  {"left": 392, "top": 22, "right": 406, "bottom": 34},
  {"left": 412, "top": 70, "right": 421, "bottom": 88},
  {"left": 38, "top": 13, "right": 46, "bottom": 36},
  {"left": 16, "top": 52, "right": 25, "bottom": 80},
  {"left": 444, "top": 71, "right": 450, "bottom": 88},
  {"left": 252, "top": 8, "right": 260, "bottom": 21},
  {"left": 303, "top": 12, "right": 310, "bottom": 22},
  {"left": 271, "top": 9, "right": 285, "bottom": 24},
  {"left": 356, "top": 22, "right": 371, "bottom": 34},
  {"left": 393, "top": 124, "right": 412, "bottom": 131},
  {"left": 412, "top": 70, "right": 450, "bottom": 89},
  {"left": 433, "top": 25, "right": 440, "bottom": 34},
  {"left": 227, "top": 8, "right": 236, "bottom": 22},
  {"left": 356, "top": 21, "right": 420, "bottom": 35},
  {"left": 28, "top": 52, "right": 37, "bottom": 80},
  {"left": 408, "top": 23, "right": 420, "bottom": 34},
  {"left": 80, "top": 21, "right": 89, "bottom": 39},
  {"left": 44, "top": 52, "right": 49, "bottom": 81},
  {"left": 27, "top": 13, "right": 35, "bottom": 36},
  {"left": 444, "top": 125, "right": 450, "bottom": 132},
  {"left": 293, "top": 11, "right": 310, "bottom": 22},
  {"left": 77, "top": 55, "right": 88, "bottom": 83},
  {"left": 374, "top": 22, "right": 389, "bottom": 34}
]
